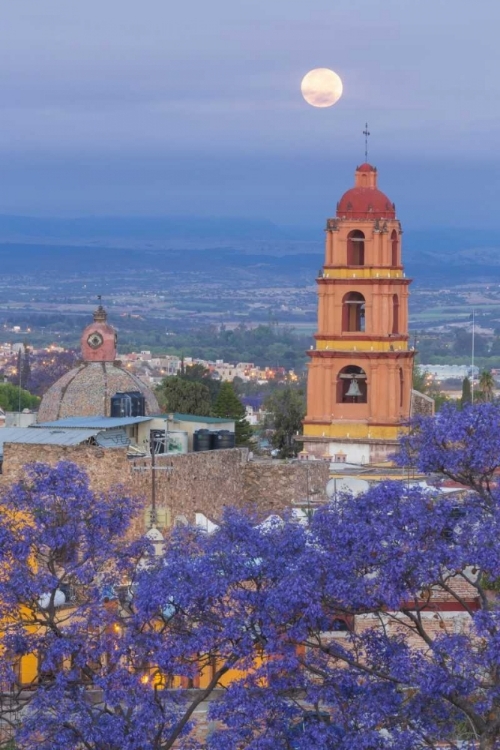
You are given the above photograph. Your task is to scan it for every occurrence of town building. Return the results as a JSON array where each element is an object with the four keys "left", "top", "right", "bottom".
[
  {"left": 37, "top": 303, "right": 160, "bottom": 422},
  {"left": 302, "top": 163, "right": 416, "bottom": 463}
]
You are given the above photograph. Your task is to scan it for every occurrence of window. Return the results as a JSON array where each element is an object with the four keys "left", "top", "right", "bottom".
[
  {"left": 337, "top": 365, "right": 367, "bottom": 404},
  {"left": 347, "top": 230, "right": 365, "bottom": 265},
  {"left": 342, "top": 292, "right": 365, "bottom": 332},
  {"left": 391, "top": 229, "right": 398, "bottom": 266},
  {"left": 392, "top": 294, "right": 399, "bottom": 334}
]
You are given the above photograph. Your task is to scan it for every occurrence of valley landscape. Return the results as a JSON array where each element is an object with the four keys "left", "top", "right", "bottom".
[{"left": 1, "top": 218, "right": 500, "bottom": 368}]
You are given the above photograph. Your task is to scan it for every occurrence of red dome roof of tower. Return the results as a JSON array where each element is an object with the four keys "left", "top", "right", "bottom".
[
  {"left": 337, "top": 188, "right": 395, "bottom": 220},
  {"left": 356, "top": 162, "right": 376, "bottom": 172},
  {"left": 336, "top": 163, "right": 396, "bottom": 220}
]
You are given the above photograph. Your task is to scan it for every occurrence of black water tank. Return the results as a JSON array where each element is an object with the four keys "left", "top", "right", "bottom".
[
  {"left": 111, "top": 391, "right": 146, "bottom": 418},
  {"left": 128, "top": 391, "right": 146, "bottom": 417},
  {"left": 193, "top": 429, "right": 212, "bottom": 452},
  {"left": 214, "top": 430, "right": 235, "bottom": 450},
  {"left": 111, "top": 393, "right": 132, "bottom": 418}
]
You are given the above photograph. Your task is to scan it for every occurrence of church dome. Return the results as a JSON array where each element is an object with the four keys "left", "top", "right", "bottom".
[
  {"left": 336, "top": 163, "right": 395, "bottom": 220},
  {"left": 37, "top": 303, "right": 159, "bottom": 422},
  {"left": 37, "top": 362, "right": 159, "bottom": 422}
]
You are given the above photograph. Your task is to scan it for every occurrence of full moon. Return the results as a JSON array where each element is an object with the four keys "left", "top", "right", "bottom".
[{"left": 301, "top": 68, "right": 343, "bottom": 108}]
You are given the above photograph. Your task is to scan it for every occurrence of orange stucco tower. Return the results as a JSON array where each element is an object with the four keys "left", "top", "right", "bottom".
[{"left": 302, "top": 163, "right": 414, "bottom": 464}]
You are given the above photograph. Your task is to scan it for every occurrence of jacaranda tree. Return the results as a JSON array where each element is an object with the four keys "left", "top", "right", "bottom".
[
  {"left": 3, "top": 403, "right": 500, "bottom": 749},
  {"left": 159, "top": 403, "right": 500, "bottom": 750},
  {"left": 0, "top": 462, "right": 275, "bottom": 750}
]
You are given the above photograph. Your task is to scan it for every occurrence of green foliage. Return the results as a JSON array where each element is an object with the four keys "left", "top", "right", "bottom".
[
  {"left": 179, "top": 362, "right": 221, "bottom": 402},
  {"left": 415, "top": 327, "right": 500, "bottom": 368},
  {"left": 453, "top": 328, "right": 488, "bottom": 357},
  {"left": 155, "top": 376, "right": 211, "bottom": 416},
  {"left": 480, "top": 572, "right": 500, "bottom": 593},
  {"left": 461, "top": 376, "right": 472, "bottom": 408},
  {"left": 412, "top": 366, "right": 429, "bottom": 393},
  {"left": 264, "top": 386, "right": 306, "bottom": 458},
  {"left": 12, "top": 344, "right": 31, "bottom": 389},
  {"left": 431, "top": 389, "right": 450, "bottom": 412},
  {"left": 180, "top": 363, "right": 209, "bottom": 380},
  {"left": 477, "top": 370, "right": 496, "bottom": 402},
  {"left": 167, "top": 324, "right": 309, "bottom": 371},
  {"left": 413, "top": 366, "right": 449, "bottom": 412},
  {"left": 0, "top": 382, "right": 40, "bottom": 411},
  {"left": 212, "top": 382, "right": 253, "bottom": 446}
]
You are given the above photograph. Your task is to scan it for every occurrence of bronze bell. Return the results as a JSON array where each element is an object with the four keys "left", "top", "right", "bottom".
[{"left": 345, "top": 378, "right": 362, "bottom": 397}]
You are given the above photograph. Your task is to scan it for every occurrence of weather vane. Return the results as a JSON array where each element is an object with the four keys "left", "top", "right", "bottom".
[{"left": 363, "top": 122, "right": 370, "bottom": 161}]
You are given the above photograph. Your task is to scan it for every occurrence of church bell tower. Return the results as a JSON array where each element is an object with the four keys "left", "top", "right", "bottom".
[{"left": 302, "top": 163, "right": 414, "bottom": 464}]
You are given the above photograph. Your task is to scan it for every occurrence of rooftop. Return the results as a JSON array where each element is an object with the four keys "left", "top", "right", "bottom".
[
  {"left": 36, "top": 416, "right": 153, "bottom": 429},
  {"left": 169, "top": 413, "right": 236, "bottom": 424},
  {"left": 0, "top": 427, "right": 100, "bottom": 457}
]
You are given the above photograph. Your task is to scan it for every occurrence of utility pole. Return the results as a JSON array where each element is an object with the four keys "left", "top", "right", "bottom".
[
  {"left": 149, "top": 415, "right": 173, "bottom": 527},
  {"left": 17, "top": 343, "right": 24, "bottom": 422},
  {"left": 133, "top": 419, "right": 174, "bottom": 531},
  {"left": 471, "top": 309, "right": 475, "bottom": 405},
  {"left": 150, "top": 435, "right": 157, "bottom": 528}
]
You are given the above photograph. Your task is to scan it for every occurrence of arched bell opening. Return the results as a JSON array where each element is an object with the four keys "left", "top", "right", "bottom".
[
  {"left": 342, "top": 292, "right": 366, "bottom": 332},
  {"left": 392, "top": 294, "right": 400, "bottom": 334},
  {"left": 347, "top": 230, "right": 365, "bottom": 266},
  {"left": 337, "top": 365, "right": 368, "bottom": 404},
  {"left": 391, "top": 229, "right": 398, "bottom": 266}
]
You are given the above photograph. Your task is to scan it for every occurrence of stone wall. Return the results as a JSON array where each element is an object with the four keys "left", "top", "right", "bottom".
[
  {"left": 0, "top": 444, "right": 329, "bottom": 535},
  {"left": 128, "top": 449, "right": 249, "bottom": 533},
  {"left": 242, "top": 459, "right": 328, "bottom": 513},
  {"left": 411, "top": 389, "right": 435, "bottom": 417},
  {"left": 1, "top": 443, "right": 129, "bottom": 488}
]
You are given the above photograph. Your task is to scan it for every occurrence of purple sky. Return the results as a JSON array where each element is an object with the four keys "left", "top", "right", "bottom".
[{"left": 0, "top": 1, "right": 498, "bottom": 228}]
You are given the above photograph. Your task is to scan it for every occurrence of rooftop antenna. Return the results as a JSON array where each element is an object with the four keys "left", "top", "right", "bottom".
[{"left": 363, "top": 122, "right": 370, "bottom": 161}]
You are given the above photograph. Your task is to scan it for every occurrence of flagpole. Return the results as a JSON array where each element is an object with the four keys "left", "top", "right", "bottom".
[{"left": 471, "top": 309, "right": 475, "bottom": 405}]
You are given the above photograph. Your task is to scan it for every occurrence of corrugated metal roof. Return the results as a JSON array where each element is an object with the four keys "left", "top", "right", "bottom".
[
  {"left": 0, "top": 427, "right": 99, "bottom": 456},
  {"left": 36, "top": 416, "right": 153, "bottom": 429},
  {"left": 170, "top": 413, "right": 235, "bottom": 424}
]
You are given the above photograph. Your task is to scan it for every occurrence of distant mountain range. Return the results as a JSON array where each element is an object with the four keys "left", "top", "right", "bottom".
[
  {"left": 0, "top": 215, "right": 498, "bottom": 286},
  {"left": 0, "top": 214, "right": 296, "bottom": 242},
  {"left": 404, "top": 229, "right": 500, "bottom": 286}
]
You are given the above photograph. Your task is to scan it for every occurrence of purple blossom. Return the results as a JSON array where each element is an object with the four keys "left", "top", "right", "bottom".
[{"left": 3, "top": 406, "right": 500, "bottom": 748}]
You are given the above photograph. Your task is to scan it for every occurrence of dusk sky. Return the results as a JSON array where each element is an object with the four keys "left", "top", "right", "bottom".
[{"left": 0, "top": 1, "right": 499, "bottom": 229}]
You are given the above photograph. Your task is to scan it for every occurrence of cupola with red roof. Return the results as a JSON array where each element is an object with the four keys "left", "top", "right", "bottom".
[
  {"left": 80, "top": 301, "right": 117, "bottom": 363},
  {"left": 336, "top": 163, "right": 395, "bottom": 220}
]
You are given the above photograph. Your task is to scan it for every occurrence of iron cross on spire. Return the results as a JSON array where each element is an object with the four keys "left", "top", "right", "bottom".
[{"left": 363, "top": 122, "right": 370, "bottom": 161}]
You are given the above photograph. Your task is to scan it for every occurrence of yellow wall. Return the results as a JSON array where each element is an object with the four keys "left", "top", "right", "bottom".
[
  {"left": 322, "top": 267, "right": 404, "bottom": 280},
  {"left": 315, "top": 339, "right": 407, "bottom": 352},
  {"left": 303, "top": 422, "right": 401, "bottom": 441}
]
